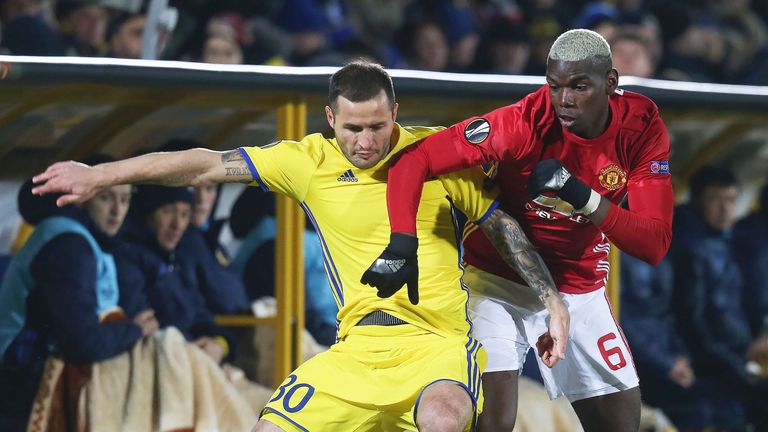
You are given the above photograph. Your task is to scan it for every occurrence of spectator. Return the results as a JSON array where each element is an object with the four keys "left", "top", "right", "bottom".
[
  {"left": 714, "top": 0, "right": 768, "bottom": 84},
  {"left": 107, "top": 11, "right": 145, "bottom": 59},
  {"left": 0, "top": 177, "right": 155, "bottom": 432},
  {"left": 475, "top": 18, "right": 530, "bottom": 74},
  {"left": 201, "top": 34, "right": 243, "bottom": 64},
  {"left": 620, "top": 253, "right": 706, "bottom": 429},
  {"left": 57, "top": 0, "right": 108, "bottom": 56},
  {"left": 402, "top": 20, "right": 449, "bottom": 71},
  {"left": 733, "top": 184, "right": 768, "bottom": 367},
  {"left": 654, "top": 3, "right": 727, "bottom": 82},
  {"left": 1, "top": 0, "right": 64, "bottom": 55},
  {"left": 116, "top": 185, "right": 233, "bottom": 363},
  {"left": 671, "top": 165, "right": 768, "bottom": 430},
  {"left": 277, "top": 0, "right": 346, "bottom": 66},
  {"left": 610, "top": 28, "right": 657, "bottom": 78},
  {"left": 573, "top": 2, "right": 620, "bottom": 41}
]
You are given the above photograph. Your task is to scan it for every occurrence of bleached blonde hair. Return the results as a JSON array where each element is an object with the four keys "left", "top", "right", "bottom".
[{"left": 548, "top": 29, "right": 612, "bottom": 71}]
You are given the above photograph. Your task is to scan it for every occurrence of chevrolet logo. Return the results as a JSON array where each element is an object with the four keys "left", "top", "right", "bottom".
[{"left": 532, "top": 195, "right": 575, "bottom": 216}]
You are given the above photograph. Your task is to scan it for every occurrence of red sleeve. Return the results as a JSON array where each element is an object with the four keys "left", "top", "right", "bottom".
[
  {"left": 596, "top": 111, "right": 673, "bottom": 264},
  {"left": 387, "top": 104, "right": 534, "bottom": 234}
]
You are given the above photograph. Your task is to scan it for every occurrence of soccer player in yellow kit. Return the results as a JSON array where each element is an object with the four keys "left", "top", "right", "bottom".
[{"left": 32, "top": 61, "right": 569, "bottom": 432}]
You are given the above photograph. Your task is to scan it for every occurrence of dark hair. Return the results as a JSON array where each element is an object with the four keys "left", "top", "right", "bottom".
[
  {"left": 328, "top": 60, "right": 395, "bottom": 112},
  {"left": 689, "top": 165, "right": 738, "bottom": 202}
]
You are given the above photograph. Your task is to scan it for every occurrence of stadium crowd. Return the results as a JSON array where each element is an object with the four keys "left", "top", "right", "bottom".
[{"left": 0, "top": 0, "right": 767, "bottom": 84}]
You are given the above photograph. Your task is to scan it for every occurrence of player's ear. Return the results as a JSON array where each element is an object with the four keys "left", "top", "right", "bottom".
[
  {"left": 325, "top": 105, "right": 335, "bottom": 128},
  {"left": 605, "top": 69, "right": 619, "bottom": 94},
  {"left": 392, "top": 102, "right": 399, "bottom": 122}
]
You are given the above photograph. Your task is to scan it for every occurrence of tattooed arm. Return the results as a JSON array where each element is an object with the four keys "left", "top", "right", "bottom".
[
  {"left": 32, "top": 148, "right": 252, "bottom": 206},
  {"left": 478, "top": 208, "right": 570, "bottom": 367}
]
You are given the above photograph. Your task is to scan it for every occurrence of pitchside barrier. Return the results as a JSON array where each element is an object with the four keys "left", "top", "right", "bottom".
[{"left": 1, "top": 55, "right": 767, "bottom": 384}]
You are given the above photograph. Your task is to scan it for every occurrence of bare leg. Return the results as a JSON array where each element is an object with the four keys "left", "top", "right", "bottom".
[
  {"left": 477, "top": 370, "right": 519, "bottom": 432},
  {"left": 251, "top": 418, "right": 286, "bottom": 432},
  {"left": 571, "top": 387, "right": 641, "bottom": 432},
  {"left": 415, "top": 381, "right": 474, "bottom": 432}
]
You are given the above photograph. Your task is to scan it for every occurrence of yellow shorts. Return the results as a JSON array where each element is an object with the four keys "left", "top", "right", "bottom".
[{"left": 261, "top": 324, "right": 486, "bottom": 431}]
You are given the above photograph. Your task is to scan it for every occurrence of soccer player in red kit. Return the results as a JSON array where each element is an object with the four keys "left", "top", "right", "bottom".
[{"left": 361, "top": 29, "right": 673, "bottom": 431}]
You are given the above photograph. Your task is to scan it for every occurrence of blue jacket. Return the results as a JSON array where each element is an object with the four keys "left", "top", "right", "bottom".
[
  {"left": 176, "top": 226, "right": 250, "bottom": 315},
  {"left": 1, "top": 183, "right": 141, "bottom": 367},
  {"left": 0, "top": 185, "right": 141, "bottom": 432},
  {"left": 620, "top": 254, "right": 687, "bottom": 378},
  {"left": 115, "top": 220, "right": 234, "bottom": 352},
  {"left": 671, "top": 204, "right": 753, "bottom": 385},
  {"left": 732, "top": 210, "right": 768, "bottom": 335}
]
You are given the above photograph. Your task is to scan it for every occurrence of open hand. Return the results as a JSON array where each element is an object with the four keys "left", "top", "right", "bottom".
[{"left": 32, "top": 161, "right": 104, "bottom": 206}]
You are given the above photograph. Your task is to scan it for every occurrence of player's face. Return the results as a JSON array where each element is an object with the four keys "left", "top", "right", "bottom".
[
  {"left": 83, "top": 184, "right": 132, "bottom": 237},
  {"left": 326, "top": 90, "right": 398, "bottom": 169},
  {"left": 698, "top": 185, "right": 739, "bottom": 232},
  {"left": 147, "top": 201, "right": 192, "bottom": 252},
  {"left": 546, "top": 58, "right": 618, "bottom": 139}
]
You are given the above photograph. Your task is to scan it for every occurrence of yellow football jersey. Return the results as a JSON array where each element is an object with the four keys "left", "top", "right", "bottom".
[{"left": 238, "top": 124, "right": 499, "bottom": 341}]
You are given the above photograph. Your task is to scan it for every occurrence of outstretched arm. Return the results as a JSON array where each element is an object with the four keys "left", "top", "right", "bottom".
[
  {"left": 32, "top": 148, "right": 252, "bottom": 207},
  {"left": 478, "top": 208, "right": 569, "bottom": 367}
]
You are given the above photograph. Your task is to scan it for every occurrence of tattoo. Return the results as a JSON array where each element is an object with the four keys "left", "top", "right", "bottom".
[
  {"left": 221, "top": 150, "right": 251, "bottom": 179},
  {"left": 479, "top": 209, "right": 559, "bottom": 305},
  {"left": 221, "top": 150, "right": 244, "bottom": 163},
  {"left": 225, "top": 167, "right": 251, "bottom": 176}
]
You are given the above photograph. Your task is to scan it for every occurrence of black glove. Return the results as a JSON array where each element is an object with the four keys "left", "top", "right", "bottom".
[
  {"left": 360, "top": 233, "right": 419, "bottom": 304},
  {"left": 527, "top": 159, "right": 591, "bottom": 210}
]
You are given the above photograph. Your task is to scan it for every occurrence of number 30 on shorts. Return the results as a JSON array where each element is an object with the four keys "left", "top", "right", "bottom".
[
  {"left": 270, "top": 374, "right": 316, "bottom": 413},
  {"left": 597, "top": 332, "right": 627, "bottom": 371}
]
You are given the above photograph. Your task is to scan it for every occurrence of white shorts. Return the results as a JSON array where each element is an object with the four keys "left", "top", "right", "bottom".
[{"left": 465, "top": 266, "right": 639, "bottom": 402}]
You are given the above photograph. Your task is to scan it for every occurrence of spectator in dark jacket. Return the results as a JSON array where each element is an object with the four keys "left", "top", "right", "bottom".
[
  {"left": 116, "top": 185, "right": 234, "bottom": 363},
  {"left": 733, "top": 184, "right": 768, "bottom": 337},
  {"left": 620, "top": 253, "right": 704, "bottom": 428},
  {"left": 671, "top": 165, "right": 768, "bottom": 430},
  {"left": 0, "top": 178, "right": 156, "bottom": 432}
]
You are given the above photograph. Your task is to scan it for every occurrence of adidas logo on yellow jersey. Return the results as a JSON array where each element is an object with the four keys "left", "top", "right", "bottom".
[{"left": 337, "top": 169, "right": 358, "bottom": 182}]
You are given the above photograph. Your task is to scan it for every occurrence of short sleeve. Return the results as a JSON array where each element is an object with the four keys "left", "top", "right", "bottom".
[
  {"left": 439, "top": 167, "right": 500, "bottom": 224},
  {"left": 238, "top": 134, "right": 324, "bottom": 202}
]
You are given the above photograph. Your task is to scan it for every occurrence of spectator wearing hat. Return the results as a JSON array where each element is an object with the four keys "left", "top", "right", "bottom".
[
  {"left": 0, "top": 176, "right": 155, "bottom": 432},
  {"left": 277, "top": 0, "right": 346, "bottom": 66},
  {"left": 116, "top": 185, "right": 233, "bottom": 364}
]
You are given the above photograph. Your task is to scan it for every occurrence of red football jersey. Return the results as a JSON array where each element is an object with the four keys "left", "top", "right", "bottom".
[
  {"left": 386, "top": 85, "right": 673, "bottom": 294},
  {"left": 461, "top": 86, "right": 671, "bottom": 294}
]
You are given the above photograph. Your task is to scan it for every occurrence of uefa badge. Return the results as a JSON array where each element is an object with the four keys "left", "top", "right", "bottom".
[
  {"left": 598, "top": 164, "right": 627, "bottom": 190},
  {"left": 464, "top": 118, "right": 490, "bottom": 144}
]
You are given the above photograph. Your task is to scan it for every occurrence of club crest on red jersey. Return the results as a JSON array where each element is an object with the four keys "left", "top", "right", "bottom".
[
  {"left": 464, "top": 118, "right": 490, "bottom": 144},
  {"left": 598, "top": 164, "right": 627, "bottom": 190}
]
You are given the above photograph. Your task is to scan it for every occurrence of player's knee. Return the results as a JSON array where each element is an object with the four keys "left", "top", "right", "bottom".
[{"left": 417, "top": 408, "right": 466, "bottom": 432}]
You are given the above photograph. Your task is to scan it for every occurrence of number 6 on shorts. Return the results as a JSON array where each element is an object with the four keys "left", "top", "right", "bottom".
[{"left": 597, "top": 332, "right": 627, "bottom": 371}]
